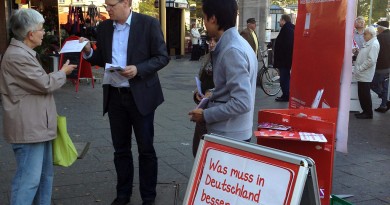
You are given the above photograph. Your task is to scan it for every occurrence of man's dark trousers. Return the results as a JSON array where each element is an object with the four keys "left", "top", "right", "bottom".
[
  {"left": 279, "top": 67, "right": 291, "bottom": 99},
  {"left": 108, "top": 87, "right": 157, "bottom": 202},
  {"left": 357, "top": 82, "right": 373, "bottom": 115},
  {"left": 371, "top": 72, "right": 389, "bottom": 107}
]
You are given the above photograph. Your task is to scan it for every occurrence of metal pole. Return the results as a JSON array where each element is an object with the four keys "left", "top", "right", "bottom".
[{"left": 369, "top": 0, "right": 373, "bottom": 25}]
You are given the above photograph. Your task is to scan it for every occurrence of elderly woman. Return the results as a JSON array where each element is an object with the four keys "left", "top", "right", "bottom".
[
  {"left": 0, "top": 9, "right": 76, "bottom": 204},
  {"left": 353, "top": 26, "right": 380, "bottom": 119},
  {"left": 192, "top": 36, "right": 216, "bottom": 157}
]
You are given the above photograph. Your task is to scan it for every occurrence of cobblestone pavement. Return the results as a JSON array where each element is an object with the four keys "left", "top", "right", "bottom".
[{"left": 0, "top": 57, "right": 389, "bottom": 205}]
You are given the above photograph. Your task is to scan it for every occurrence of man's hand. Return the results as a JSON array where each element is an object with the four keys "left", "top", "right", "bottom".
[
  {"left": 120, "top": 65, "right": 138, "bottom": 79},
  {"left": 352, "top": 48, "right": 359, "bottom": 55},
  {"left": 189, "top": 108, "right": 205, "bottom": 123},
  {"left": 79, "top": 37, "right": 92, "bottom": 55}
]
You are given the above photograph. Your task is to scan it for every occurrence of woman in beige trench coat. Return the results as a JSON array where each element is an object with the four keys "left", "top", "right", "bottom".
[{"left": 0, "top": 9, "right": 76, "bottom": 205}]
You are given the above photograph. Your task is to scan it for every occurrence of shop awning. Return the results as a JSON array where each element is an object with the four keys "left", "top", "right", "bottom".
[{"left": 166, "top": 0, "right": 188, "bottom": 9}]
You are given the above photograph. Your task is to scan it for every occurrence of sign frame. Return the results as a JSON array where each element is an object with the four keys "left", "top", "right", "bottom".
[{"left": 183, "top": 134, "right": 320, "bottom": 205}]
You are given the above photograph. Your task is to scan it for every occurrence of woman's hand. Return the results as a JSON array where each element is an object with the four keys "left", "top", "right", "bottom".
[
  {"left": 204, "top": 89, "right": 213, "bottom": 98},
  {"left": 195, "top": 91, "right": 203, "bottom": 101},
  {"left": 61, "top": 60, "right": 77, "bottom": 75}
]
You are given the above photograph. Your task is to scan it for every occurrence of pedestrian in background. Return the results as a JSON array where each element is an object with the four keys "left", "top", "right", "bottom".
[
  {"left": 353, "top": 16, "right": 366, "bottom": 60},
  {"left": 189, "top": 0, "right": 258, "bottom": 142},
  {"left": 274, "top": 14, "right": 295, "bottom": 102},
  {"left": 353, "top": 26, "right": 380, "bottom": 119},
  {"left": 0, "top": 9, "right": 76, "bottom": 205},
  {"left": 192, "top": 36, "right": 216, "bottom": 157},
  {"left": 190, "top": 23, "right": 201, "bottom": 61},
  {"left": 371, "top": 21, "right": 390, "bottom": 113},
  {"left": 240, "top": 18, "right": 259, "bottom": 56},
  {"left": 79, "top": 0, "right": 169, "bottom": 204}
]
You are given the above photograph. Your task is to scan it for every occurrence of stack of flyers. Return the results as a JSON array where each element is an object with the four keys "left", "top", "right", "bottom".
[
  {"left": 299, "top": 132, "right": 327, "bottom": 142},
  {"left": 255, "top": 130, "right": 300, "bottom": 140},
  {"left": 258, "top": 122, "right": 291, "bottom": 131},
  {"left": 255, "top": 130, "right": 328, "bottom": 143}
]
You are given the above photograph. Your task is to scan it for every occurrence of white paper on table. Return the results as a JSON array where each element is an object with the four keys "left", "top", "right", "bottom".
[
  {"left": 59, "top": 40, "right": 88, "bottom": 53},
  {"left": 102, "top": 63, "right": 128, "bottom": 84},
  {"left": 195, "top": 77, "right": 204, "bottom": 97}
]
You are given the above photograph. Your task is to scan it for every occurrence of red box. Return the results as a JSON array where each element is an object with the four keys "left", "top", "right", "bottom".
[{"left": 256, "top": 108, "right": 338, "bottom": 205}]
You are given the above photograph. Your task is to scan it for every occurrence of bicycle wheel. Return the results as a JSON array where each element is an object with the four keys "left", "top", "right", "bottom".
[{"left": 260, "top": 67, "right": 281, "bottom": 96}]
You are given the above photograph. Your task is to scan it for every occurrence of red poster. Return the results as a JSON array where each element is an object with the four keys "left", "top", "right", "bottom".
[{"left": 290, "top": 0, "right": 346, "bottom": 108}]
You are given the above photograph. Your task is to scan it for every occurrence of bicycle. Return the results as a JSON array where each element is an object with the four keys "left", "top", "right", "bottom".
[{"left": 257, "top": 49, "right": 281, "bottom": 96}]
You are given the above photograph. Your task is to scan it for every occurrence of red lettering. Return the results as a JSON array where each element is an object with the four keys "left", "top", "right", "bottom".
[
  {"left": 209, "top": 158, "right": 228, "bottom": 175},
  {"left": 230, "top": 169, "right": 254, "bottom": 183},
  {"left": 200, "top": 189, "right": 230, "bottom": 205}
]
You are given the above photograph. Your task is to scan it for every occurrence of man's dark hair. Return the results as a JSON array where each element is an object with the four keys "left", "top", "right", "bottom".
[
  {"left": 281, "top": 14, "right": 291, "bottom": 23},
  {"left": 202, "top": 0, "right": 237, "bottom": 31}
]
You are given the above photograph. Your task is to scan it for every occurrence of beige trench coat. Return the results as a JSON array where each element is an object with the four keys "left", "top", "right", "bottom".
[{"left": 0, "top": 38, "right": 67, "bottom": 143}]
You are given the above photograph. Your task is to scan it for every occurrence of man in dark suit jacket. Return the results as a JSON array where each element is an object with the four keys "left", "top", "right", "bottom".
[
  {"left": 240, "top": 18, "right": 259, "bottom": 55},
  {"left": 274, "top": 14, "right": 295, "bottom": 102},
  {"left": 371, "top": 20, "right": 390, "bottom": 112},
  {"left": 80, "top": 0, "right": 169, "bottom": 204}
]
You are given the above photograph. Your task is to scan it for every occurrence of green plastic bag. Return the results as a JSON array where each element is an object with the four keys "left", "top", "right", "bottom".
[{"left": 52, "top": 115, "right": 78, "bottom": 167}]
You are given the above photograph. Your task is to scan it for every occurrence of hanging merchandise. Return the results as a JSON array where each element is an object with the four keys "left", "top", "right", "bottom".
[
  {"left": 64, "top": 5, "right": 73, "bottom": 34},
  {"left": 15, "top": 0, "right": 28, "bottom": 4},
  {"left": 63, "top": 5, "right": 85, "bottom": 36}
]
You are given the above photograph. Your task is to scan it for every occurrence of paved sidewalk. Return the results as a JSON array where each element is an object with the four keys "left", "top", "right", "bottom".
[{"left": 0, "top": 57, "right": 389, "bottom": 205}]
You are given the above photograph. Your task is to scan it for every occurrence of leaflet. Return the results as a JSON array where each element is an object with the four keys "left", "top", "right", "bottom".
[
  {"left": 196, "top": 98, "right": 209, "bottom": 109},
  {"left": 103, "top": 63, "right": 128, "bottom": 84},
  {"left": 59, "top": 40, "right": 88, "bottom": 53},
  {"left": 195, "top": 77, "right": 204, "bottom": 97}
]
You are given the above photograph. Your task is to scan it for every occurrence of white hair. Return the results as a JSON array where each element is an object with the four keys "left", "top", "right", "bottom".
[
  {"left": 355, "top": 16, "right": 365, "bottom": 23},
  {"left": 365, "top": 26, "right": 377, "bottom": 37},
  {"left": 9, "top": 9, "right": 45, "bottom": 41}
]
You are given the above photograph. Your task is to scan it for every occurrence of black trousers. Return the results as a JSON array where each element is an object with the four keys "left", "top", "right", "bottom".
[
  {"left": 191, "top": 44, "right": 201, "bottom": 60},
  {"left": 108, "top": 87, "right": 157, "bottom": 202},
  {"left": 279, "top": 67, "right": 291, "bottom": 98},
  {"left": 357, "top": 81, "right": 373, "bottom": 115}
]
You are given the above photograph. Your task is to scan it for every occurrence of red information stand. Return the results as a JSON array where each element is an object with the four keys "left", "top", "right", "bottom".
[
  {"left": 59, "top": 36, "right": 94, "bottom": 92},
  {"left": 256, "top": 108, "right": 337, "bottom": 205}
]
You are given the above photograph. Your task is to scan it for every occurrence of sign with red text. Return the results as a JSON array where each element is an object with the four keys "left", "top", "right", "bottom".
[{"left": 184, "top": 134, "right": 320, "bottom": 205}]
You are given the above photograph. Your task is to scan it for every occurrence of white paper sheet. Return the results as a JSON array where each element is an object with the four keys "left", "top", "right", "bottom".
[
  {"left": 59, "top": 40, "right": 88, "bottom": 53},
  {"left": 102, "top": 63, "right": 128, "bottom": 84},
  {"left": 195, "top": 77, "right": 204, "bottom": 97}
]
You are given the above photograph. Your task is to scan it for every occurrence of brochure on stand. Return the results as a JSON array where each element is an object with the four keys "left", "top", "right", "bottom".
[{"left": 255, "top": 130, "right": 327, "bottom": 142}]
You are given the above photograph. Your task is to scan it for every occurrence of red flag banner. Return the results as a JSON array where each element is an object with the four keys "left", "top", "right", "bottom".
[{"left": 290, "top": 0, "right": 346, "bottom": 109}]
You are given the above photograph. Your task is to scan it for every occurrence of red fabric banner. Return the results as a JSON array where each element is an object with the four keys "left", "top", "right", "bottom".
[{"left": 290, "top": 0, "right": 346, "bottom": 109}]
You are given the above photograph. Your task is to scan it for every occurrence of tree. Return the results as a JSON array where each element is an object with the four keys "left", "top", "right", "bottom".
[
  {"left": 139, "top": 0, "right": 159, "bottom": 19},
  {"left": 271, "top": 0, "right": 297, "bottom": 7},
  {"left": 357, "top": 0, "right": 387, "bottom": 24}
]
